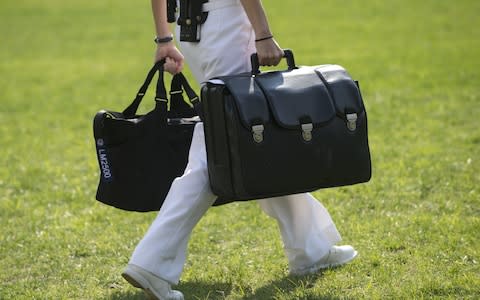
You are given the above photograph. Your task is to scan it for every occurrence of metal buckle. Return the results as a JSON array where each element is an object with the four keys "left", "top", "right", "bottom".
[
  {"left": 346, "top": 113, "right": 358, "bottom": 131},
  {"left": 252, "top": 125, "right": 264, "bottom": 143},
  {"left": 301, "top": 123, "right": 313, "bottom": 141}
]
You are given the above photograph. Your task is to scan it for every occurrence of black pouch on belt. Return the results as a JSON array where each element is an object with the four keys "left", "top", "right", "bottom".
[
  {"left": 167, "top": 0, "right": 177, "bottom": 23},
  {"left": 177, "top": 0, "right": 209, "bottom": 42}
]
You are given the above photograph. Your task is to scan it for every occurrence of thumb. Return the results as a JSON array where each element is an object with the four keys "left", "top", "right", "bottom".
[{"left": 164, "top": 57, "right": 183, "bottom": 74}]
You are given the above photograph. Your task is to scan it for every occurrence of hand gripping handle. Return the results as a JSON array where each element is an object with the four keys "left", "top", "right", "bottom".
[{"left": 250, "top": 49, "right": 296, "bottom": 75}]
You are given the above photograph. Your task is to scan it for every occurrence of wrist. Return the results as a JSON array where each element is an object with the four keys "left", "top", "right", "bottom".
[
  {"left": 254, "top": 28, "right": 272, "bottom": 39},
  {"left": 255, "top": 35, "right": 273, "bottom": 42},
  {"left": 154, "top": 34, "right": 174, "bottom": 44}
]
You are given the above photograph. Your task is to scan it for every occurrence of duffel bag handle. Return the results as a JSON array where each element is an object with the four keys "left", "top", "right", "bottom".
[
  {"left": 250, "top": 49, "right": 296, "bottom": 75},
  {"left": 168, "top": 72, "right": 200, "bottom": 118},
  {"left": 123, "top": 59, "right": 167, "bottom": 117},
  {"left": 122, "top": 61, "right": 199, "bottom": 118}
]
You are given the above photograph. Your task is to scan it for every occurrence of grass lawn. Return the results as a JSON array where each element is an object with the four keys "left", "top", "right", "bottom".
[{"left": 0, "top": 0, "right": 479, "bottom": 299}]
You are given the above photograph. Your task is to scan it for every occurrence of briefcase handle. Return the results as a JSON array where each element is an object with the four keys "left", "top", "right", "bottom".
[{"left": 250, "top": 49, "right": 296, "bottom": 75}]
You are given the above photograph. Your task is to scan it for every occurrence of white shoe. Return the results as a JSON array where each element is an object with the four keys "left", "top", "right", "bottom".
[
  {"left": 290, "top": 245, "right": 358, "bottom": 276},
  {"left": 122, "top": 264, "right": 184, "bottom": 300}
]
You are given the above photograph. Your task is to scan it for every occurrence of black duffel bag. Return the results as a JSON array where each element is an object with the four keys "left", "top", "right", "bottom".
[
  {"left": 93, "top": 61, "right": 201, "bottom": 212},
  {"left": 201, "top": 50, "right": 372, "bottom": 203}
]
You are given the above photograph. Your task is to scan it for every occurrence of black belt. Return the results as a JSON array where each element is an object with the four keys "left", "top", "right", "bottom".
[{"left": 167, "top": 0, "right": 208, "bottom": 42}]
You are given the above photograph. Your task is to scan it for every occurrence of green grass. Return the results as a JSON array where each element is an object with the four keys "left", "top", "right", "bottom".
[{"left": 1, "top": 0, "right": 479, "bottom": 298}]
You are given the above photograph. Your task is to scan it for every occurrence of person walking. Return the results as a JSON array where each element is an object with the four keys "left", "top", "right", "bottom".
[{"left": 122, "top": 1, "right": 358, "bottom": 299}]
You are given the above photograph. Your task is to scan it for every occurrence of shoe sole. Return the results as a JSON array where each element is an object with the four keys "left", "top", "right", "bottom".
[
  {"left": 317, "top": 250, "right": 358, "bottom": 270},
  {"left": 291, "top": 250, "right": 358, "bottom": 276},
  {"left": 122, "top": 271, "right": 160, "bottom": 300}
]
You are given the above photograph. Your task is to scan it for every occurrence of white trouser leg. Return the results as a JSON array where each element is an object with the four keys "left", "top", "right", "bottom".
[
  {"left": 129, "top": 123, "right": 216, "bottom": 284},
  {"left": 258, "top": 195, "right": 341, "bottom": 270}
]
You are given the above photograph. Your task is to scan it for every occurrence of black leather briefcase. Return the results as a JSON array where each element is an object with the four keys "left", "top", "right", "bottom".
[{"left": 200, "top": 50, "right": 371, "bottom": 203}]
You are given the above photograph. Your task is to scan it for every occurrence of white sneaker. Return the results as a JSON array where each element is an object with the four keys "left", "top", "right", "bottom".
[
  {"left": 122, "top": 264, "right": 184, "bottom": 300},
  {"left": 290, "top": 245, "right": 358, "bottom": 276}
]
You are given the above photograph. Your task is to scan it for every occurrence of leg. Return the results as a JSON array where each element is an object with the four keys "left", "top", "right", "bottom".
[
  {"left": 128, "top": 123, "right": 216, "bottom": 284},
  {"left": 258, "top": 193, "right": 342, "bottom": 272},
  {"left": 180, "top": 2, "right": 356, "bottom": 274},
  {"left": 124, "top": 3, "right": 253, "bottom": 294}
]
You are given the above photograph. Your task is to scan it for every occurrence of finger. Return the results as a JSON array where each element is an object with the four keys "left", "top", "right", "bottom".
[
  {"left": 169, "top": 50, "right": 184, "bottom": 62},
  {"left": 258, "top": 55, "right": 272, "bottom": 66},
  {"left": 271, "top": 51, "right": 284, "bottom": 66},
  {"left": 176, "top": 60, "right": 184, "bottom": 73},
  {"left": 164, "top": 65, "right": 177, "bottom": 74},
  {"left": 164, "top": 58, "right": 178, "bottom": 74},
  {"left": 272, "top": 56, "right": 282, "bottom": 66},
  {"left": 261, "top": 56, "right": 277, "bottom": 66},
  {"left": 169, "top": 58, "right": 184, "bottom": 74},
  {"left": 154, "top": 52, "right": 166, "bottom": 64}
]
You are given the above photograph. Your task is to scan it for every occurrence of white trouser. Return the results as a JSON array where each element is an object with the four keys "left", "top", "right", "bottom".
[{"left": 129, "top": 0, "right": 341, "bottom": 284}]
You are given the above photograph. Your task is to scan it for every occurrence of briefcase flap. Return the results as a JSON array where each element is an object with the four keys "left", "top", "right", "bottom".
[
  {"left": 220, "top": 75, "right": 271, "bottom": 129},
  {"left": 314, "top": 65, "right": 365, "bottom": 116},
  {"left": 221, "top": 65, "right": 364, "bottom": 130}
]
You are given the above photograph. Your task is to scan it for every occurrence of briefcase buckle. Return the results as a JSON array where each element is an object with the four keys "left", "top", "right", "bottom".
[
  {"left": 252, "top": 125, "right": 264, "bottom": 143},
  {"left": 346, "top": 113, "right": 358, "bottom": 131},
  {"left": 301, "top": 123, "right": 313, "bottom": 141}
]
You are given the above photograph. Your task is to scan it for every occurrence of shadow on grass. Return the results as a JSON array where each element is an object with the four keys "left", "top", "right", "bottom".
[
  {"left": 108, "top": 289, "right": 145, "bottom": 300},
  {"left": 242, "top": 273, "right": 342, "bottom": 300},
  {"left": 107, "top": 274, "right": 340, "bottom": 299},
  {"left": 107, "top": 281, "right": 233, "bottom": 300}
]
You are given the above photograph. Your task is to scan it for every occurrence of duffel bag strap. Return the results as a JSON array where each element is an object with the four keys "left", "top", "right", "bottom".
[
  {"left": 122, "top": 59, "right": 166, "bottom": 118},
  {"left": 175, "top": 73, "right": 199, "bottom": 105},
  {"left": 168, "top": 73, "right": 198, "bottom": 118},
  {"left": 174, "top": 73, "right": 204, "bottom": 120}
]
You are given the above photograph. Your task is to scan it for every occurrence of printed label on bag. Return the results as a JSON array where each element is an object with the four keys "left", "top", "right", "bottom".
[{"left": 96, "top": 138, "right": 113, "bottom": 182}]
